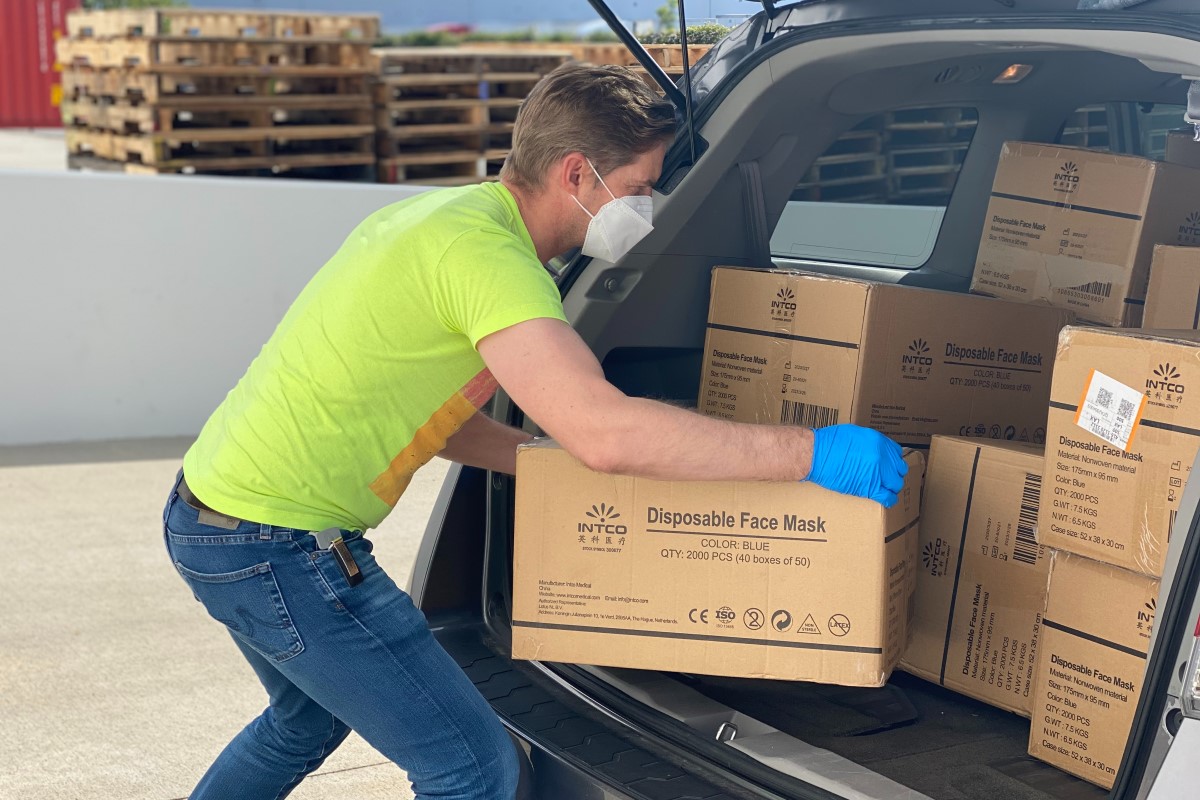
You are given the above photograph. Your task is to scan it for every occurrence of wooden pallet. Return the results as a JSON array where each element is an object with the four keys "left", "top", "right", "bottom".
[
  {"left": 58, "top": 37, "right": 373, "bottom": 69},
  {"left": 1060, "top": 105, "right": 1111, "bottom": 151},
  {"left": 883, "top": 108, "right": 978, "bottom": 150},
  {"left": 377, "top": 99, "right": 489, "bottom": 129},
  {"left": 786, "top": 107, "right": 979, "bottom": 204},
  {"left": 886, "top": 142, "right": 969, "bottom": 172},
  {"left": 640, "top": 44, "right": 712, "bottom": 70},
  {"left": 379, "top": 148, "right": 508, "bottom": 185},
  {"left": 69, "top": 151, "right": 376, "bottom": 180},
  {"left": 820, "top": 129, "right": 883, "bottom": 158},
  {"left": 62, "top": 68, "right": 372, "bottom": 104},
  {"left": 796, "top": 154, "right": 885, "bottom": 186},
  {"left": 67, "top": 9, "right": 379, "bottom": 41},
  {"left": 374, "top": 47, "right": 568, "bottom": 74},
  {"left": 66, "top": 126, "right": 374, "bottom": 165},
  {"left": 373, "top": 72, "right": 548, "bottom": 103},
  {"left": 376, "top": 98, "right": 522, "bottom": 131},
  {"left": 456, "top": 41, "right": 712, "bottom": 70},
  {"left": 376, "top": 125, "right": 512, "bottom": 158},
  {"left": 890, "top": 169, "right": 960, "bottom": 200},
  {"left": 371, "top": 48, "right": 568, "bottom": 103},
  {"left": 63, "top": 96, "right": 373, "bottom": 134}
]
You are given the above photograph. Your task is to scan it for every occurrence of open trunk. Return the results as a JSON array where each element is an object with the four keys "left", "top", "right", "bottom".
[
  {"left": 686, "top": 671, "right": 1102, "bottom": 800},
  {"left": 560, "top": 19, "right": 1200, "bottom": 799},
  {"left": 423, "top": 10, "right": 1200, "bottom": 800}
]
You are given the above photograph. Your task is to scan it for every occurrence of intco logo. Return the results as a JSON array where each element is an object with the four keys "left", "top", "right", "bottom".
[
  {"left": 1147, "top": 363, "right": 1184, "bottom": 395},
  {"left": 770, "top": 286, "right": 797, "bottom": 321},
  {"left": 1137, "top": 597, "right": 1156, "bottom": 636},
  {"left": 921, "top": 538, "right": 951, "bottom": 577},
  {"left": 1179, "top": 211, "right": 1200, "bottom": 245},
  {"left": 1052, "top": 161, "right": 1080, "bottom": 193},
  {"left": 579, "top": 503, "right": 627, "bottom": 536},
  {"left": 903, "top": 338, "right": 933, "bottom": 366}
]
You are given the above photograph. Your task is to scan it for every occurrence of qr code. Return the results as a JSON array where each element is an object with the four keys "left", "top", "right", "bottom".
[{"left": 1096, "top": 387, "right": 1113, "bottom": 408}]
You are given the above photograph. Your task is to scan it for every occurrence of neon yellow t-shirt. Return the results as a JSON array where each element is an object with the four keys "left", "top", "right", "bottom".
[{"left": 182, "top": 182, "right": 567, "bottom": 532}]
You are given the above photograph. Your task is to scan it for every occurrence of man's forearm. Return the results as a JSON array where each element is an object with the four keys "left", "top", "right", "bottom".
[
  {"left": 576, "top": 395, "right": 814, "bottom": 482},
  {"left": 439, "top": 411, "right": 532, "bottom": 474}
]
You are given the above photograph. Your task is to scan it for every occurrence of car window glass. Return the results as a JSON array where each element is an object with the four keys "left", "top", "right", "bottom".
[
  {"left": 770, "top": 107, "right": 978, "bottom": 269},
  {"left": 1057, "top": 103, "right": 1187, "bottom": 158}
]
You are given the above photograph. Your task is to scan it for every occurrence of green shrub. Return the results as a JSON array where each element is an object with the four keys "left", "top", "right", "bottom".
[
  {"left": 639, "top": 22, "right": 731, "bottom": 46},
  {"left": 378, "top": 30, "right": 460, "bottom": 47},
  {"left": 584, "top": 29, "right": 620, "bottom": 43}
]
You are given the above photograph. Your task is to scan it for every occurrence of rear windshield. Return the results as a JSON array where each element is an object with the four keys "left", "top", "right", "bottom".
[{"left": 770, "top": 106, "right": 978, "bottom": 269}]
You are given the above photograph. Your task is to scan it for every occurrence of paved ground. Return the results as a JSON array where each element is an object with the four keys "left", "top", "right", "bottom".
[
  {"left": 0, "top": 129, "right": 433, "bottom": 798},
  {"left": 0, "top": 129, "right": 67, "bottom": 171},
  {"left": 0, "top": 437, "right": 449, "bottom": 799}
]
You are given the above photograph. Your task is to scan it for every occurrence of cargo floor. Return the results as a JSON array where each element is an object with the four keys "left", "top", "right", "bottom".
[{"left": 683, "top": 671, "right": 1108, "bottom": 800}]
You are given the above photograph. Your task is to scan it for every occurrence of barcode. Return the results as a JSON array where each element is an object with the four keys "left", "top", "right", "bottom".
[
  {"left": 1014, "top": 472, "right": 1042, "bottom": 566},
  {"left": 780, "top": 399, "right": 840, "bottom": 428},
  {"left": 1070, "top": 281, "right": 1113, "bottom": 298},
  {"left": 1096, "top": 387, "right": 1113, "bottom": 409},
  {"left": 1116, "top": 397, "right": 1135, "bottom": 426}
]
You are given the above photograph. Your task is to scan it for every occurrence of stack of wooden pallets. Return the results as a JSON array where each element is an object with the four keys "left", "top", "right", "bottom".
[
  {"left": 373, "top": 48, "right": 569, "bottom": 185},
  {"left": 1059, "top": 105, "right": 1110, "bottom": 152},
  {"left": 793, "top": 107, "right": 980, "bottom": 205},
  {"left": 58, "top": 8, "right": 380, "bottom": 180},
  {"left": 459, "top": 41, "right": 714, "bottom": 96},
  {"left": 626, "top": 43, "right": 712, "bottom": 90}
]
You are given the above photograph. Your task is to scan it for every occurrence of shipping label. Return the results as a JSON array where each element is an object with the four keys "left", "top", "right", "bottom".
[{"left": 1075, "top": 370, "right": 1146, "bottom": 451}]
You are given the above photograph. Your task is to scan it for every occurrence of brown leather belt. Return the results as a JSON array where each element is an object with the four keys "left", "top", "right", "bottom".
[{"left": 178, "top": 475, "right": 243, "bottom": 530}]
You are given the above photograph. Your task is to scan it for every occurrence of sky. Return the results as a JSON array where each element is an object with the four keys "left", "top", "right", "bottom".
[{"left": 186, "top": 0, "right": 760, "bottom": 32}]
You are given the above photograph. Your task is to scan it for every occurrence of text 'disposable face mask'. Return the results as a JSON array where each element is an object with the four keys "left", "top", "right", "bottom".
[{"left": 571, "top": 159, "right": 654, "bottom": 262}]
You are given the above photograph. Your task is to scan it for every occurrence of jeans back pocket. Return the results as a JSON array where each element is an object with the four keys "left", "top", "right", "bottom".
[{"left": 174, "top": 561, "right": 304, "bottom": 663}]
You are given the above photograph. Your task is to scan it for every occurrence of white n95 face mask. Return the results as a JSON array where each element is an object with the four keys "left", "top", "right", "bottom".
[{"left": 571, "top": 159, "right": 654, "bottom": 262}]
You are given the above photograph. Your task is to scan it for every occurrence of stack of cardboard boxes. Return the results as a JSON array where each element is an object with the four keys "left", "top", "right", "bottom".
[
  {"left": 512, "top": 267, "right": 1073, "bottom": 689},
  {"left": 965, "top": 138, "right": 1200, "bottom": 787},
  {"left": 508, "top": 136, "right": 1200, "bottom": 791},
  {"left": 1022, "top": 325, "right": 1200, "bottom": 787}
]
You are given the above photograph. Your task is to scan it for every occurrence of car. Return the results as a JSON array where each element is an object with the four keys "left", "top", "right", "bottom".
[{"left": 408, "top": 1, "right": 1200, "bottom": 798}]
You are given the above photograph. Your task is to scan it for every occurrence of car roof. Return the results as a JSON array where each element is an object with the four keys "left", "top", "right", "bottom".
[
  {"left": 762, "top": 0, "right": 1200, "bottom": 17},
  {"left": 685, "top": 0, "right": 1200, "bottom": 111}
]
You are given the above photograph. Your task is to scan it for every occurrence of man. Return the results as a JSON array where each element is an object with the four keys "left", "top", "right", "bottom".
[{"left": 163, "top": 63, "right": 907, "bottom": 800}]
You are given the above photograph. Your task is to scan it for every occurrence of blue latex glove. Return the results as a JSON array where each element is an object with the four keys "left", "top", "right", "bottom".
[{"left": 807, "top": 424, "right": 908, "bottom": 507}]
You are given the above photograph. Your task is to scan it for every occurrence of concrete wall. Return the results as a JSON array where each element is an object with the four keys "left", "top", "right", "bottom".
[{"left": 0, "top": 170, "right": 428, "bottom": 445}]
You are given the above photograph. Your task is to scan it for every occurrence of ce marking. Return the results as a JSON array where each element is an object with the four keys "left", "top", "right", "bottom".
[{"left": 689, "top": 608, "right": 710, "bottom": 624}]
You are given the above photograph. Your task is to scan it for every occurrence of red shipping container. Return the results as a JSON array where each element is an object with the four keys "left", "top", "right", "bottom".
[{"left": 0, "top": 0, "right": 80, "bottom": 127}]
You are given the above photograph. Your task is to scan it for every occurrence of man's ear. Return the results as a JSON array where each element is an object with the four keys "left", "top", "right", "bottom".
[{"left": 557, "top": 151, "right": 588, "bottom": 193}]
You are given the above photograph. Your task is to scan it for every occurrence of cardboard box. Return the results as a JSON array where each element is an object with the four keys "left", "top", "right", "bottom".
[
  {"left": 901, "top": 436, "right": 1050, "bottom": 716},
  {"left": 1165, "top": 129, "right": 1200, "bottom": 170},
  {"left": 1028, "top": 551, "right": 1157, "bottom": 789},
  {"left": 511, "top": 440, "right": 924, "bottom": 686},
  {"left": 971, "top": 141, "right": 1200, "bottom": 326},
  {"left": 699, "top": 266, "right": 1071, "bottom": 447},
  {"left": 1040, "top": 326, "right": 1200, "bottom": 576},
  {"left": 1143, "top": 244, "right": 1200, "bottom": 329}
]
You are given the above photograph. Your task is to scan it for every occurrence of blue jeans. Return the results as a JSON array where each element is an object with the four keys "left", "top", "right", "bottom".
[{"left": 162, "top": 472, "right": 519, "bottom": 800}]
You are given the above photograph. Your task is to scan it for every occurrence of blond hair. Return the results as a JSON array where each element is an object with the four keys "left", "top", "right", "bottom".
[{"left": 500, "top": 62, "right": 677, "bottom": 189}]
